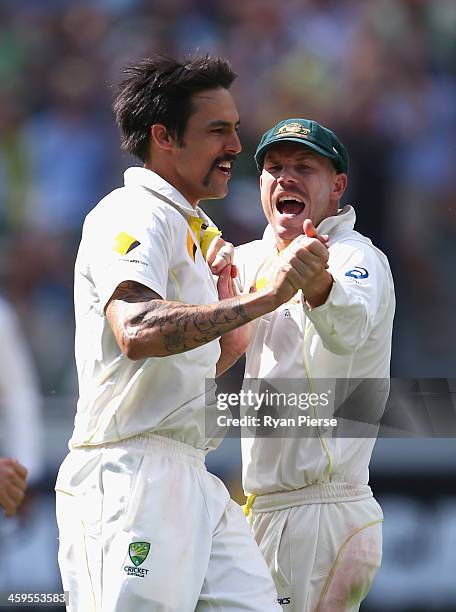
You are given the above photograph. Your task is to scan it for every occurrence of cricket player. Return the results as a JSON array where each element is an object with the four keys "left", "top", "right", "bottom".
[
  {"left": 233, "top": 118, "right": 395, "bottom": 611},
  {"left": 54, "top": 57, "right": 320, "bottom": 611}
]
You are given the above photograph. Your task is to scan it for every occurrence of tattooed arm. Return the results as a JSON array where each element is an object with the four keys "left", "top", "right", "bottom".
[
  {"left": 105, "top": 235, "right": 326, "bottom": 360},
  {"left": 105, "top": 280, "right": 277, "bottom": 360}
]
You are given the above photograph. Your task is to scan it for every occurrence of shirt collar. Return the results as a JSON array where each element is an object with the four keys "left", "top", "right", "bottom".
[
  {"left": 124, "top": 167, "right": 200, "bottom": 217},
  {"left": 317, "top": 205, "right": 356, "bottom": 237}
]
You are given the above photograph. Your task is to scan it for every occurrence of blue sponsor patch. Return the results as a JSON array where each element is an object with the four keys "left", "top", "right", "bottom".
[{"left": 345, "top": 266, "right": 369, "bottom": 279}]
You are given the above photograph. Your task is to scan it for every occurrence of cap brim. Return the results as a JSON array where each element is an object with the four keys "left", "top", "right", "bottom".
[{"left": 255, "top": 138, "right": 342, "bottom": 172}]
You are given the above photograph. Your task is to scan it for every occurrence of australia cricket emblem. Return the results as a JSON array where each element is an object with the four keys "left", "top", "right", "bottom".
[
  {"left": 275, "top": 123, "right": 311, "bottom": 138},
  {"left": 124, "top": 542, "right": 151, "bottom": 577}
]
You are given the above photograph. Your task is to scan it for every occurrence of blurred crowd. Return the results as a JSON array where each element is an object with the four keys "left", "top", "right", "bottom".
[
  {"left": 0, "top": 0, "right": 455, "bottom": 401},
  {"left": 0, "top": 3, "right": 455, "bottom": 606}
]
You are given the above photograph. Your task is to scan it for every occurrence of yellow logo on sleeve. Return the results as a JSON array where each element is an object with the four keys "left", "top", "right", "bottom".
[{"left": 113, "top": 231, "right": 141, "bottom": 255}]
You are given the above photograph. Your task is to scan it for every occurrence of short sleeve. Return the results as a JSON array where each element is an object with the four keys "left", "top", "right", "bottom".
[{"left": 84, "top": 206, "right": 173, "bottom": 310}]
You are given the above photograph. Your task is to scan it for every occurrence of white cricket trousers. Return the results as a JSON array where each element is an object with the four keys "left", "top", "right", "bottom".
[
  {"left": 55, "top": 433, "right": 281, "bottom": 611},
  {"left": 249, "top": 483, "right": 383, "bottom": 612}
]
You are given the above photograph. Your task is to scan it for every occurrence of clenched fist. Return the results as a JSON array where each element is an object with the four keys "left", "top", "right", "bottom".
[
  {"left": 0, "top": 457, "right": 28, "bottom": 517},
  {"left": 261, "top": 219, "right": 333, "bottom": 308}
]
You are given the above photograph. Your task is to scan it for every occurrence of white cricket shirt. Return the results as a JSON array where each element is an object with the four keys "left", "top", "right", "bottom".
[
  {"left": 235, "top": 206, "right": 395, "bottom": 495},
  {"left": 70, "top": 167, "right": 221, "bottom": 450}
]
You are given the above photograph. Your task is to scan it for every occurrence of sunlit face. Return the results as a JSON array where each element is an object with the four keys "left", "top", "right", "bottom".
[
  {"left": 260, "top": 142, "right": 347, "bottom": 250},
  {"left": 168, "top": 87, "right": 241, "bottom": 207}
]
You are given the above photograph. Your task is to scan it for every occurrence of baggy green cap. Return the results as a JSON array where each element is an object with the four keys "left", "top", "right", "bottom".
[{"left": 254, "top": 118, "right": 349, "bottom": 174}]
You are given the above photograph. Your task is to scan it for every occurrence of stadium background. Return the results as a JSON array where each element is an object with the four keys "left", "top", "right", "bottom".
[{"left": 0, "top": 0, "right": 455, "bottom": 610}]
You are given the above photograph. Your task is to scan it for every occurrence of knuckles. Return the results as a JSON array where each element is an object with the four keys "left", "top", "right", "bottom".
[
  {"left": 1, "top": 461, "right": 17, "bottom": 479},
  {"left": 210, "top": 241, "right": 234, "bottom": 271}
]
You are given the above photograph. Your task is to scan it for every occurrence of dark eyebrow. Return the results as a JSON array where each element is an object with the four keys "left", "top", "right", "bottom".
[{"left": 207, "top": 120, "right": 241, "bottom": 129}]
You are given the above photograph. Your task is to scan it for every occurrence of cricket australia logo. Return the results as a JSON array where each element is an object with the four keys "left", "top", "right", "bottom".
[
  {"left": 124, "top": 542, "right": 150, "bottom": 578},
  {"left": 275, "top": 122, "right": 310, "bottom": 139}
]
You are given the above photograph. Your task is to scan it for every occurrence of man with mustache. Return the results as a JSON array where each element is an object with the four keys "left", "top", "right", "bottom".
[
  {"left": 232, "top": 118, "right": 395, "bottom": 611},
  {"left": 54, "top": 57, "right": 325, "bottom": 611}
]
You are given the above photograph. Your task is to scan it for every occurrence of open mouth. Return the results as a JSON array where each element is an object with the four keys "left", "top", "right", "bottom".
[
  {"left": 276, "top": 195, "right": 305, "bottom": 215},
  {"left": 216, "top": 160, "right": 232, "bottom": 177}
]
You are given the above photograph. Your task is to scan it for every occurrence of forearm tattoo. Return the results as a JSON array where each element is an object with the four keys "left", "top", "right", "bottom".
[{"left": 112, "top": 281, "right": 251, "bottom": 354}]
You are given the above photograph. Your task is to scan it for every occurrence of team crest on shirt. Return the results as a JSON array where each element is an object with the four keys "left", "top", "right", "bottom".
[
  {"left": 124, "top": 541, "right": 151, "bottom": 577},
  {"left": 113, "top": 231, "right": 141, "bottom": 255}
]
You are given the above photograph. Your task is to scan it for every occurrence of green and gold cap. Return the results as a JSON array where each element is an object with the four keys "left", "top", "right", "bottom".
[{"left": 254, "top": 118, "right": 349, "bottom": 174}]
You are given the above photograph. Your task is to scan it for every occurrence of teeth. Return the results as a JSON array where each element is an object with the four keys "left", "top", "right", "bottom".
[
  {"left": 278, "top": 195, "right": 303, "bottom": 203},
  {"left": 219, "top": 161, "right": 231, "bottom": 169}
]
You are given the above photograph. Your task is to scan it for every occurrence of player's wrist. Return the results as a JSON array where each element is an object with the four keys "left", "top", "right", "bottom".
[
  {"left": 242, "top": 286, "right": 283, "bottom": 318},
  {"left": 303, "top": 271, "right": 333, "bottom": 309}
]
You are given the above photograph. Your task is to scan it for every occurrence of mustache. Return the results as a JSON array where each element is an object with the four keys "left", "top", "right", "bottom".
[
  {"left": 202, "top": 154, "right": 238, "bottom": 187},
  {"left": 209, "top": 153, "right": 237, "bottom": 173}
]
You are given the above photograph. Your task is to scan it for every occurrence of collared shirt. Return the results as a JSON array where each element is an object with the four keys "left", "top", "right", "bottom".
[
  {"left": 70, "top": 167, "right": 221, "bottom": 450},
  {"left": 235, "top": 206, "right": 396, "bottom": 495}
]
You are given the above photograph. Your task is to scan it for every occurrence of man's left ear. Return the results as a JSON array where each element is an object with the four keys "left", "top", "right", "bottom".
[{"left": 333, "top": 173, "right": 348, "bottom": 199}]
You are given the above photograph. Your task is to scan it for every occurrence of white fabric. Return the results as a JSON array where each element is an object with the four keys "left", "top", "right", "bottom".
[
  {"left": 56, "top": 434, "right": 281, "bottom": 612},
  {"left": 249, "top": 488, "right": 383, "bottom": 611},
  {"left": 235, "top": 206, "right": 395, "bottom": 495},
  {"left": 252, "top": 482, "right": 373, "bottom": 511},
  {"left": 71, "top": 167, "right": 221, "bottom": 450},
  {"left": 60, "top": 168, "right": 280, "bottom": 611},
  {"left": 0, "top": 296, "right": 44, "bottom": 482},
  {"left": 234, "top": 206, "right": 394, "bottom": 611}
]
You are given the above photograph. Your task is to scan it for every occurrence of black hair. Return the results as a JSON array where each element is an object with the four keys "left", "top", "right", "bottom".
[{"left": 113, "top": 54, "right": 237, "bottom": 162}]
